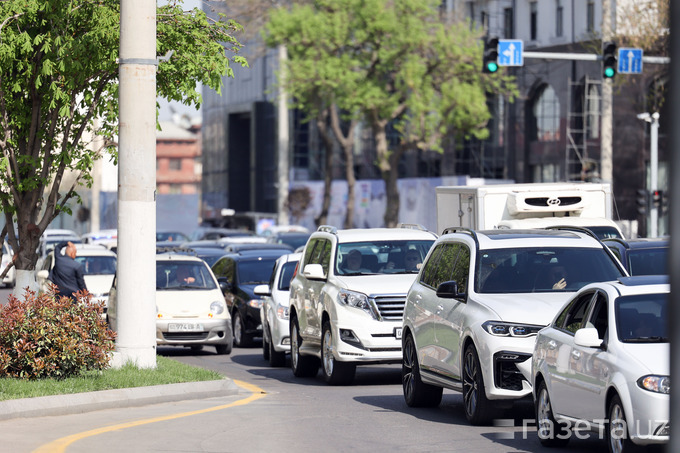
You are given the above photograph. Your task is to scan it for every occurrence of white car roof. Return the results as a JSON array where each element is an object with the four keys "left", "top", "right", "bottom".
[
  {"left": 74, "top": 244, "right": 117, "bottom": 257},
  {"left": 447, "top": 229, "right": 606, "bottom": 250},
  {"left": 156, "top": 253, "right": 205, "bottom": 263},
  {"left": 329, "top": 227, "right": 437, "bottom": 243}
]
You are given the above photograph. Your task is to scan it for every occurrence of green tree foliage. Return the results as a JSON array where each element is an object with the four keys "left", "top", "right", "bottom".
[
  {"left": 0, "top": 0, "right": 247, "bottom": 273},
  {"left": 264, "top": 0, "right": 516, "bottom": 227}
]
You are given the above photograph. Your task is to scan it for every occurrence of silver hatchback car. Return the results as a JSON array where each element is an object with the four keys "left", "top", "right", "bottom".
[{"left": 532, "top": 275, "right": 669, "bottom": 452}]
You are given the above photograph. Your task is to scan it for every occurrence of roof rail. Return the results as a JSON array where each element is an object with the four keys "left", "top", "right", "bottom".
[
  {"left": 544, "top": 225, "right": 599, "bottom": 241},
  {"left": 156, "top": 246, "right": 197, "bottom": 256},
  {"left": 317, "top": 225, "right": 338, "bottom": 234},
  {"left": 441, "top": 227, "right": 479, "bottom": 249},
  {"left": 397, "top": 223, "right": 427, "bottom": 231}
]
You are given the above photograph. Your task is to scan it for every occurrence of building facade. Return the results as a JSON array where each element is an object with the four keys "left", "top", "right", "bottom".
[{"left": 201, "top": 1, "right": 668, "bottom": 235}]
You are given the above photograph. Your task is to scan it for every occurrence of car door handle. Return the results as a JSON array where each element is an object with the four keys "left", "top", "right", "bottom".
[
  {"left": 547, "top": 340, "right": 557, "bottom": 350},
  {"left": 414, "top": 294, "right": 422, "bottom": 304},
  {"left": 571, "top": 350, "right": 581, "bottom": 360}
]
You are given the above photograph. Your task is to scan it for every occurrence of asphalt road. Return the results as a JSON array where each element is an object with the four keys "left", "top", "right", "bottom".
[{"left": 0, "top": 287, "right": 656, "bottom": 453}]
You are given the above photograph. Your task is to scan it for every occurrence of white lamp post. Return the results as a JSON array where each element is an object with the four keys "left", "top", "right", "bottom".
[{"left": 637, "top": 112, "right": 660, "bottom": 238}]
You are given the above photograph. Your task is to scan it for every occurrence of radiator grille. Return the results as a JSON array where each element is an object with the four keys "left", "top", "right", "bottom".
[{"left": 371, "top": 296, "right": 406, "bottom": 321}]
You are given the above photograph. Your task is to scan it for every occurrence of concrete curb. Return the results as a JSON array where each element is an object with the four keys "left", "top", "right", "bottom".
[{"left": 0, "top": 378, "right": 241, "bottom": 421}]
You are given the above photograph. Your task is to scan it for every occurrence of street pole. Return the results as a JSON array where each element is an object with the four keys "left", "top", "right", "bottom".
[
  {"left": 650, "top": 112, "right": 659, "bottom": 238},
  {"left": 277, "top": 44, "right": 290, "bottom": 226},
  {"left": 600, "top": 0, "right": 613, "bottom": 187},
  {"left": 114, "top": 0, "right": 157, "bottom": 369}
]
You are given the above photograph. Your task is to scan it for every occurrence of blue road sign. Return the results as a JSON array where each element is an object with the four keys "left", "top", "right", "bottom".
[
  {"left": 618, "top": 48, "right": 643, "bottom": 74},
  {"left": 498, "top": 39, "right": 523, "bottom": 67}
]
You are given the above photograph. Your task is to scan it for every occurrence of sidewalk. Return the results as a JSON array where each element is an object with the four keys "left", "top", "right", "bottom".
[{"left": 0, "top": 378, "right": 241, "bottom": 421}]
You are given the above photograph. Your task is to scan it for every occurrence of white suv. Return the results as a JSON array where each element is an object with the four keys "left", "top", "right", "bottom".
[
  {"left": 289, "top": 225, "right": 437, "bottom": 384},
  {"left": 401, "top": 228, "right": 627, "bottom": 424}
]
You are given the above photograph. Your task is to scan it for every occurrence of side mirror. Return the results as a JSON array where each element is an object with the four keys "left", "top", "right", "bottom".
[
  {"left": 254, "top": 284, "right": 271, "bottom": 296},
  {"left": 436, "top": 280, "right": 466, "bottom": 301},
  {"left": 303, "top": 263, "right": 326, "bottom": 280},
  {"left": 574, "top": 327, "right": 603, "bottom": 348},
  {"left": 217, "top": 277, "right": 232, "bottom": 292},
  {"left": 36, "top": 270, "right": 49, "bottom": 280}
]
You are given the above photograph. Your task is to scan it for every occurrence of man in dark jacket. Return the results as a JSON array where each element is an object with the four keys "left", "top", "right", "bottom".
[{"left": 50, "top": 241, "right": 87, "bottom": 301}]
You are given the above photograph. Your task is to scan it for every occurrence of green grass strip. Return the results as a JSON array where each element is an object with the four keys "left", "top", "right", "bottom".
[{"left": 0, "top": 356, "right": 223, "bottom": 401}]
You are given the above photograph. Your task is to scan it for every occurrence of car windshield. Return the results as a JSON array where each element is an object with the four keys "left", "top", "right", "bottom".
[
  {"left": 278, "top": 261, "right": 299, "bottom": 291},
  {"left": 476, "top": 247, "right": 625, "bottom": 293},
  {"left": 335, "top": 240, "right": 434, "bottom": 276},
  {"left": 156, "top": 232, "right": 188, "bottom": 242},
  {"left": 628, "top": 248, "right": 668, "bottom": 276},
  {"left": 237, "top": 259, "right": 278, "bottom": 285},
  {"left": 156, "top": 261, "right": 217, "bottom": 290},
  {"left": 75, "top": 256, "right": 117, "bottom": 275},
  {"left": 616, "top": 293, "right": 668, "bottom": 342}
]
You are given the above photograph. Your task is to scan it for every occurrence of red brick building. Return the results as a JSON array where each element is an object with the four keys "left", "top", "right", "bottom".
[{"left": 156, "top": 120, "right": 201, "bottom": 195}]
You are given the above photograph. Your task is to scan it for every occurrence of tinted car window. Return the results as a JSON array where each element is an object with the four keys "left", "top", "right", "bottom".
[
  {"left": 75, "top": 256, "right": 117, "bottom": 275},
  {"left": 554, "top": 291, "right": 595, "bottom": 333},
  {"left": 475, "top": 247, "right": 624, "bottom": 294},
  {"left": 616, "top": 293, "right": 667, "bottom": 342},
  {"left": 237, "top": 259, "right": 278, "bottom": 285},
  {"left": 628, "top": 248, "right": 668, "bottom": 275}
]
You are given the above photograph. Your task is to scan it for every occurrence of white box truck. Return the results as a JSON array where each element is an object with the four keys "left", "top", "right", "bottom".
[{"left": 435, "top": 182, "right": 624, "bottom": 239}]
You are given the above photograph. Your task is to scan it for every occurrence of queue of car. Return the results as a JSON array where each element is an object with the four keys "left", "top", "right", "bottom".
[{"left": 33, "top": 222, "right": 666, "bottom": 452}]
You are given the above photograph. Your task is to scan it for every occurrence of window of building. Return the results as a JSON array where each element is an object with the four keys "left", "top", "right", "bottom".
[
  {"left": 169, "top": 158, "right": 182, "bottom": 171},
  {"left": 556, "top": 0, "right": 563, "bottom": 37},
  {"left": 587, "top": 2, "right": 595, "bottom": 32},
  {"left": 504, "top": 7, "right": 514, "bottom": 38},
  {"left": 532, "top": 84, "right": 561, "bottom": 142},
  {"left": 530, "top": 2, "right": 538, "bottom": 41},
  {"left": 481, "top": 11, "right": 488, "bottom": 31}
]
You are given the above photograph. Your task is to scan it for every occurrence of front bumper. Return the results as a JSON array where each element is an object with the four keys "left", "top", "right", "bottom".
[
  {"left": 331, "top": 317, "right": 402, "bottom": 363},
  {"left": 476, "top": 333, "right": 536, "bottom": 400},
  {"left": 156, "top": 318, "right": 232, "bottom": 346}
]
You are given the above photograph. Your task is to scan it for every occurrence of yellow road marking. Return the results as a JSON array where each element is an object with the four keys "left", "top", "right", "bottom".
[{"left": 32, "top": 379, "right": 267, "bottom": 453}]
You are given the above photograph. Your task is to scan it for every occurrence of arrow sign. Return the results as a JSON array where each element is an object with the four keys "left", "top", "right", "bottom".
[
  {"left": 618, "top": 47, "right": 643, "bottom": 74},
  {"left": 498, "top": 39, "right": 523, "bottom": 67}
]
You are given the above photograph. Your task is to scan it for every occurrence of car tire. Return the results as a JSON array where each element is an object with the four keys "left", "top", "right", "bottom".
[
  {"left": 607, "top": 394, "right": 635, "bottom": 453},
  {"left": 535, "top": 380, "right": 570, "bottom": 447},
  {"left": 268, "top": 331, "right": 286, "bottom": 367},
  {"left": 233, "top": 310, "right": 253, "bottom": 347},
  {"left": 462, "top": 343, "right": 495, "bottom": 425},
  {"left": 321, "top": 321, "right": 356, "bottom": 385},
  {"left": 402, "top": 333, "right": 442, "bottom": 407},
  {"left": 290, "top": 315, "right": 319, "bottom": 377},
  {"left": 215, "top": 342, "right": 232, "bottom": 355}
]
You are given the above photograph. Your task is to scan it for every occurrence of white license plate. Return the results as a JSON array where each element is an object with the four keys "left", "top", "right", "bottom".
[
  {"left": 394, "top": 327, "right": 403, "bottom": 339},
  {"left": 168, "top": 323, "right": 204, "bottom": 332}
]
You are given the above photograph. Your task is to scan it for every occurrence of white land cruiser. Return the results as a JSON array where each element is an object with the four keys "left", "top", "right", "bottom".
[
  {"left": 401, "top": 228, "right": 627, "bottom": 424},
  {"left": 288, "top": 225, "right": 437, "bottom": 384}
]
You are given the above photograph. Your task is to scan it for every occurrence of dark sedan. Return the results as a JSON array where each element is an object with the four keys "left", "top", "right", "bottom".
[
  {"left": 603, "top": 237, "right": 668, "bottom": 276},
  {"left": 211, "top": 249, "right": 291, "bottom": 347}
]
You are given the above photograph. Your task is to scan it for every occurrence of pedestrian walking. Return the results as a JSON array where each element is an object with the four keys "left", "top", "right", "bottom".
[{"left": 50, "top": 241, "right": 87, "bottom": 302}]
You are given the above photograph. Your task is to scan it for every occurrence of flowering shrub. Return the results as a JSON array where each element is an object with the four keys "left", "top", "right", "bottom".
[{"left": 0, "top": 286, "right": 116, "bottom": 380}]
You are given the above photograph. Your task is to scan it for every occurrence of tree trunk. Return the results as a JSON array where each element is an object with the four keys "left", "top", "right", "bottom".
[
  {"left": 383, "top": 148, "right": 405, "bottom": 228},
  {"left": 314, "top": 108, "right": 335, "bottom": 227},
  {"left": 329, "top": 106, "right": 357, "bottom": 229}
]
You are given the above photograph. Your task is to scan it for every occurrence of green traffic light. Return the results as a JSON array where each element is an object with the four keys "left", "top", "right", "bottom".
[
  {"left": 604, "top": 67, "right": 615, "bottom": 78},
  {"left": 487, "top": 62, "right": 498, "bottom": 73}
]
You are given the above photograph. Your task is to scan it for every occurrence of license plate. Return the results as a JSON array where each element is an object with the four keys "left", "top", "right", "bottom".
[
  {"left": 394, "top": 327, "right": 402, "bottom": 339},
  {"left": 168, "top": 323, "right": 204, "bottom": 332}
]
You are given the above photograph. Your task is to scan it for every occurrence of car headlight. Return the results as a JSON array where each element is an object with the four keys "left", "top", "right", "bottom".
[
  {"left": 482, "top": 321, "right": 543, "bottom": 337},
  {"left": 338, "top": 288, "right": 376, "bottom": 319},
  {"left": 276, "top": 302, "right": 289, "bottom": 320},
  {"left": 248, "top": 299, "right": 264, "bottom": 309},
  {"left": 210, "top": 301, "right": 225, "bottom": 315},
  {"left": 638, "top": 375, "right": 670, "bottom": 394}
]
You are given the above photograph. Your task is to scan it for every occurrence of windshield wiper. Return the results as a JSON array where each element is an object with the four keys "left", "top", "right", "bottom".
[{"left": 625, "top": 336, "right": 669, "bottom": 343}]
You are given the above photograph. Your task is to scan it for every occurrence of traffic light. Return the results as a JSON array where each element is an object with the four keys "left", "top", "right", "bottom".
[
  {"left": 636, "top": 189, "right": 648, "bottom": 215},
  {"left": 483, "top": 36, "right": 499, "bottom": 73},
  {"left": 661, "top": 191, "right": 669, "bottom": 215},
  {"left": 602, "top": 41, "right": 617, "bottom": 79},
  {"left": 651, "top": 190, "right": 662, "bottom": 208}
]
